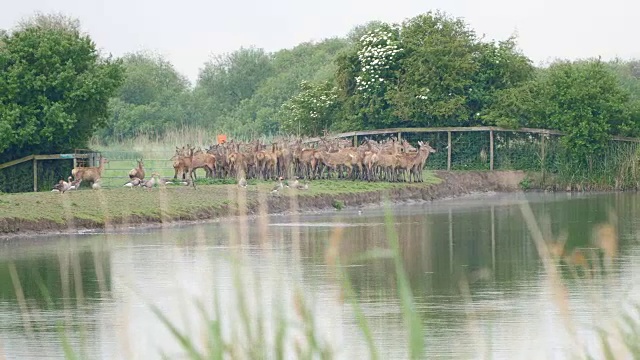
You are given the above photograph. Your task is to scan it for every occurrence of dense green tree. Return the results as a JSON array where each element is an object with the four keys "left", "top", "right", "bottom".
[
  {"left": 335, "top": 24, "right": 403, "bottom": 129},
  {"left": 607, "top": 59, "right": 640, "bottom": 133},
  {"left": 279, "top": 80, "right": 339, "bottom": 136},
  {"left": 345, "top": 21, "right": 387, "bottom": 43},
  {"left": 480, "top": 79, "right": 547, "bottom": 129},
  {"left": 97, "top": 52, "right": 190, "bottom": 141},
  {"left": 467, "top": 37, "right": 534, "bottom": 121},
  {"left": 333, "top": 11, "right": 535, "bottom": 130},
  {"left": 485, "top": 59, "right": 634, "bottom": 164},
  {"left": 195, "top": 47, "right": 273, "bottom": 126},
  {"left": 388, "top": 12, "right": 478, "bottom": 126},
  {"left": 194, "top": 39, "right": 348, "bottom": 136},
  {"left": 0, "top": 14, "right": 123, "bottom": 160},
  {"left": 543, "top": 60, "right": 632, "bottom": 159}
]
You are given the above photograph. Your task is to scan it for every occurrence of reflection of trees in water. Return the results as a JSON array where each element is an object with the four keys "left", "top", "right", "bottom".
[
  {"left": 0, "top": 243, "right": 111, "bottom": 310},
  {"left": 291, "top": 209, "right": 536, "bottom": 300},
  {"left": 291, "top": 195, "right": 636, "bottom": 305}
]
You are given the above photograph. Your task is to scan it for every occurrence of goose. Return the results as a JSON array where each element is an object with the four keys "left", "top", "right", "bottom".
[
  {"left": 158, "top": 177, "right": 174, "bottom": 186},
  {"left": 290, "top": 177, "right": 300, "bottom": 189},
  {"left": 238, "top": 177, "right": 247, "bottom": 188},
  {"left": 91, "top": 178, "right": 102, "bottom": 190},
  {"left": 271, "top": 177, "right": 284, "bottom": 193},
  {"left": 168, "top": 177, "right": 196, "bottom": 189},
  {"left": 291, "top": 179, "right": 308, "bottom": 190},
  {"left": 52, "top": 177, "right": 72, "bottom": 193},
  {"left": 68, "top": 178, "right": 82, "bottom": 191},
  {"left": 142, "top": 173, "right": 160, "bottom": 190},
  {"left": 124, "top": 177, "right": 142, "bottom": 188}
]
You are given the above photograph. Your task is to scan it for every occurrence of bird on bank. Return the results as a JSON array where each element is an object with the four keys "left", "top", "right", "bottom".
[
  {"left": 166, "top": 178, "right": 196, "bottom": 189},
  {"left": 271, "top": 177, "right": 284, "bottom": 193},
  {"left": 161, "top": 177, "right": 190, "bottom": 186},
  {"left": 124, "top": 177, "right": 143, "bottom": 188},
  {"left": 142, "top": 173, "right": 160, "bottom": 190},
  {"left": 68, "top": 178, "right": 82, "bottom": 191},
  {"left": 298, "top": 180, "right": 309, "bottom": 190},
  {"left": 157, "top": 177, "right": 172, "bottom": 186},
  {"left": 178, "top": 177, "right": 194, "bottom": 187},
  {"left": 52, "top": 177, "right": 72, "bottom": 193},
  {"left": 290, "top": 177, "right": 300, "bottom": 189},
  {"left": 238, "top": 176, "right": 247, "bottom": 188}
]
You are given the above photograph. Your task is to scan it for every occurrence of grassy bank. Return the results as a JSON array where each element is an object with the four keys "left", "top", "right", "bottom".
[{"left": 0, "top": 171, "right": 526, "bottom": 236}]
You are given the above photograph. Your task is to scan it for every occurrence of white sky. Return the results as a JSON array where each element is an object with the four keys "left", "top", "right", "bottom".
[{"left": 2, "top": 0, "right": 638, "bottom": 84}]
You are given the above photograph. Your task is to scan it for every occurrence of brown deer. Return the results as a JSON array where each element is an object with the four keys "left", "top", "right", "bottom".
[
  {"left": 190, "top": 149, "right": 216, "bottom": 179},
  {"left": 72, "top": 157, "right": 109, "bottom": 188},
  {"left": 129, "top": 159, "right": 145, "bottom": 180},
  {"left": 172, "top": 146, "right": 188, "bottom": 180},
  {"left": 411, "top": 141, "right": 436, "bottom": 182}
]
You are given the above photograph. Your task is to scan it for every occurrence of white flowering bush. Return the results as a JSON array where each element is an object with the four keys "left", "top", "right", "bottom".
[
  {"left": 355, "top": 27, "right": 403, "bottom": 96},
  {"left": 279, "top": 80, "right": 338, "bottom": 136}
]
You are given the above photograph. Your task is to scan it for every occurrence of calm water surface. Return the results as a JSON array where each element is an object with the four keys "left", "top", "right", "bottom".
[{"left": 1, "top": 192, "right": 639, "bottom": 359}]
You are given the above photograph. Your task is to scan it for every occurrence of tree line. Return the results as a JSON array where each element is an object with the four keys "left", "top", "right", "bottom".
[{"left": 1, "top": 11, "right": 640, "bottom": 166}]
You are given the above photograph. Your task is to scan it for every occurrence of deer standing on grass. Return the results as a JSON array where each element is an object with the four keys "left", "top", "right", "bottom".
[
  {"left": 129, "top": 159, "right": 145, "bottom": 180},
  {"left": 72, "top": 157, "right": 109, "bottom": 189},
  {"left": 190, "top": 149, "right": 216, "bottom": 180},
  {"left": 172, "top": 146, "right": 188, "bottom": 180},
  {"left": 410, "top": 141, "right": 436, "bottom": 182}
]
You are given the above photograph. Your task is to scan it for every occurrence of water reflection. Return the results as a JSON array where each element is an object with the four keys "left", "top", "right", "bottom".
[{"left": 0, "top": 192, "right": 638, "bottom": 359}]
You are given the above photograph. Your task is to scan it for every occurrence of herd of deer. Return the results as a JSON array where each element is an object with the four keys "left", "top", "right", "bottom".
[
  {"left": 50, "top": 135, "right": 437, "bottom": 193},
  {"left": 172, "top": 136, "right": 437, "bottom": 183}
]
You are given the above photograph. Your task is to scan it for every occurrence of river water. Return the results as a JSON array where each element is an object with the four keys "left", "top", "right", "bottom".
[{"left": 0, "top": 192, "right": 639, "bottom": 359}]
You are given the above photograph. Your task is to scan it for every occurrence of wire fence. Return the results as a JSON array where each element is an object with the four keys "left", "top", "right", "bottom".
[
  {"left": 97, "top": 128, "right": 640, "bottom": 188},
  {"left": 98, "top": 149, "right": 177, "bottom": 188},
  {"left": 2, "top": 127, "right": 640, "bottom": 192}
]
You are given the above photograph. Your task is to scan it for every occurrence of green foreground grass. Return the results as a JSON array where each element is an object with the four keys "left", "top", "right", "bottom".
[{"left": 0, "top": 173, "right": 441, "bottom": 232}]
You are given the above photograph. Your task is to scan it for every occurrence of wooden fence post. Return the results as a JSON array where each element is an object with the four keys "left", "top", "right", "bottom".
[
  {"left": 353, "top": 134, "right": 358, "bottom": 148},
  {"left": 447, "top": 131, "right": 452, "bottom": 171},
  {"left": 33, "top": 158, "right": 37, "bottom": 192},
  {"left": 541, "top": 134, "right": 546, "bottom": 182},
  {"left": 489, "top": 130, "right": 494, "bottom": 171},
  {"left": 397, "top": 132, "right": 402, "bottom": 142},
  {"left": 448, "top": 209, "right": 453, "bottom": 274}
]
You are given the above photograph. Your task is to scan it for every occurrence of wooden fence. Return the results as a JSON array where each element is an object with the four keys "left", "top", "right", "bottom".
[
  {"left": 304, "top": 126, "right": 640, "bottom": 171},
  {"left": 0, "top": 152, "right": 95, "bottom": 192}
]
